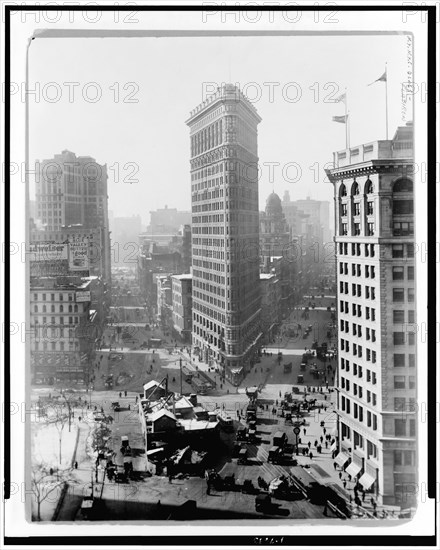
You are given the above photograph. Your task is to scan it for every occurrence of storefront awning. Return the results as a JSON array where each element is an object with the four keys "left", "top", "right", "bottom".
[
  {"left": 359, "top": 472, "right": 376, "bottom": 490},
  {"left": 335, "top": 452, "right": 350, "bottom": 468},
  {"left": 345, "top": 462, "right": 362, "bottom": 478}
]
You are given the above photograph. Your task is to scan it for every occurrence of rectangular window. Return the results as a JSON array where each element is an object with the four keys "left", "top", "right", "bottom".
[
  {"left": 407, "top": 266, "right": 414, "bottom": 280},
  {"left": 409, "top": 376, "right": 416, "bottom": 389},
  {"left": 393, "top": 288, "right": 405, "bottom": 302},
  {"left": 393, "top": 199, "right": 413, "bottom": 215},
  {"left": 367, "top": 201, "right": 374, "bottom": 215},
  {"left": 367, "top": 222, "right": 375, "bottom": 236},
  {"left": 393, "top": 310, "right": 405, "bottom": 323},
  {"left": 392, "top": 244, "right": 404, "bottom": 258},
  {"left": 409, "top": 354, "right": 416, "bottom": 367},
  {"left": 354, "top": 223, "right": 361, "bottom": 235},
  {"left": 393, "top": 266, "right": 404, "bottom": 280},
  {"left": 409, "top": 419, "right": 416, "bottom": 437},
  {"left": 407, "top": 243, "right": 414, "bottom": 257},
  {"left": 408, "top": 288, "right": 415, "bottom": 303},
  {"left": 395, "top": 419, "right": 406, "bottom": 436},
  {"left": 393, "top": 332, "right": 405, "bottom": 345},
  {"left": 408, "top": 310, "right": 415, "bottom": 323},
  {"left": 394, "top": 376, "right": 406, "bottom": 389},
  {"left": 394, "top": 397, "right": 406, "bottom": 412},
  {"left": 354, "top": 203, "right": 360, "bottom": 216}
]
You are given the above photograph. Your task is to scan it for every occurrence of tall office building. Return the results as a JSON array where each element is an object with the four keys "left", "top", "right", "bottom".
[
  {"left": 327, "top": 122, "right": 416, "bottom": 505},
  {"left": 186, "top": 84, "right": 262, "bottom": 384},
  {"left": 35, "top": 150, "right": 111, "bottom": 282}
]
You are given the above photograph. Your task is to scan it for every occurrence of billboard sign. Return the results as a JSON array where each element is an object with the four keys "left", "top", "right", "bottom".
[
  {"left": 29, "top": 243, "right": 68, "bottom": 262},
  {"left": 69, "top": 241, "right": 89, "bottom": 271},
  {"left": 76, "top": 290, "right": 91, "bottom": 302}
]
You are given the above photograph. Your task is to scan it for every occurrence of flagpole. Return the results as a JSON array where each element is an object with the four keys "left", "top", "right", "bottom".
[
  {"left": 385, "top": 63, "right": 389, "bottom": 140},
  {"left": 344, "top": 88, "right": 348, "bottom": 149}
]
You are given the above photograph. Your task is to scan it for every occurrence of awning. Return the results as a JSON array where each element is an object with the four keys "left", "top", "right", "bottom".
[
  {"left": 345, "top": 462, "right": 362, "bottom": 477},
  {"left": 359, "top": 472, "right": 376, "bottom": 490},
  {"left": 330, "top": 442, "right": 337, "bottom": 452},
  {"left": 335, "top": 452, "right": 350, "bottom": 468},
  {"left": 146, "top": 447, "right": 164, "bottom": 456}
]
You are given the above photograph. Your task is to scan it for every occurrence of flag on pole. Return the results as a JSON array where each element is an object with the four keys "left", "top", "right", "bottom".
[
  {"left": 368, "top": 71, "right": 387, "bottom": 86},
  {"left": 332, "top": 114, "right": 348, "bottom": 123},
  {"left": 335, "top": 92, "right": 346, "bottom": 104}
]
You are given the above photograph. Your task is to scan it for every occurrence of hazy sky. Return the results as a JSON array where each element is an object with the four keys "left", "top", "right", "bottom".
[{"left": 29, "top": 33, "right": 412, "bottom": 225}]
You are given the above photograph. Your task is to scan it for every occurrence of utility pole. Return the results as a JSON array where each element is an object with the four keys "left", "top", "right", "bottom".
[{"left": 179, "top": 357, "right": 183, "bottom": 395}]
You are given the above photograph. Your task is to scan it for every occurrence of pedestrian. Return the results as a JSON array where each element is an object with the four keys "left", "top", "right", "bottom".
[
  {"left": 308, "top": 441, "right": 311, "bottom": 449},
  {"left": 309, "top": 451, "right": 313, "bottom": 460},
  {"left": 325, "top": 441, "right": 328, "bottom": 449},
  {"left": 362, "top": 490, "right": 366, "bottom": 502},
  {"left": 317, "top": 445, "right": 321, "bottom": 454},
  {"left": 320, "top": 435, "right": 323, "bottom": 443},
  {"left": 74, "top": 461, "right": 78, "bottom": 469},
  {"left": 314, "top": 440, "right": 318, "bottom": 447},
  {"left": 168, "top": 474, "right": 173, "bottom": 483},
  {"left": 333, "top": 462, "right": 337, "bottom": 470},
  {"left": 78, "top": 416, "right": 82, "bottom": 422},
  {"left": 343, "top": 480, "right": 347, "bottom": 489},
  {"left": 303, "top": 428, "right": 306, "bottom": 436},
  {"left": 323, "top": 427, "right": 326, "bottom": 435},
  {"left": 339, "top": 472, "right": 342, "bottom": 480}
]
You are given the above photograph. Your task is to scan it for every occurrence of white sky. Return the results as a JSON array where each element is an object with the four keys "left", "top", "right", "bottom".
[{"left": 29, "top": 33, "right": 412, "bottom": 225}]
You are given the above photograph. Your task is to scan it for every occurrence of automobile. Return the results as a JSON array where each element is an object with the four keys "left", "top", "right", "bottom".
[
  {"left": 297, "top": 375, "right": 304, "bottom": 384},
  {"left": 242, "top": 479, "right": 255, "bottom": 494},
  {"left": 238, "top": 448, "right": 248, "bottom": 465},
  {"left": 115, "top": 472, "right": 128, "bottom": 483},
  {"left": 268, "top": 446, "right": 282, "bottom": 464},
  {"left": 111, "top": 401, "right": 121, "bottom": 411}
]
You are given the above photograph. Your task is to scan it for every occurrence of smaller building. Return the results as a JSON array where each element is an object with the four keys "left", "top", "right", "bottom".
[
  {"left": 156, "top": 275, "right": 173, "bottom": 329},
  {"left": 260, "top": 272, "right": 282, "bottom": 345},
  {"left": 171, "top": 274, "right": 192, "bottom": 342}
]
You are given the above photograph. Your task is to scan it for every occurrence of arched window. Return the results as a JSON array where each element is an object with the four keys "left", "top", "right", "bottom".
[
  {"left": 339, "top": 183, "right": 347, "bottom": 197},
  {"left": 68, "top": 305, "right": 73, "bottom": 313},
  {"left": 351, "top": 181, "right": 360, "bottom": 196},
  {"left": 74, "top": 304, "right": 78, "bottom": 312},
  {"left": 393, "top": 178, "right": 413, "bottom": 193},
  {"left": 365, "top": 179, "right": 373, "bottom": 194}
]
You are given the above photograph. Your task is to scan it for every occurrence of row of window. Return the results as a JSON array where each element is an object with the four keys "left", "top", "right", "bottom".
[
  {"left": 338, "top": 242, "right": 376, "bottom": 257},
  {"left": 393, "top": 288, "right": 415, "bottom": 302},
  {"left": 339, "top": 302, "right": 377, "bottom": 320},
  {"left": 340, "top": 321, "right": 375, "bottom": 339},
  {"left": 340, "top": 359, "right": 378, "bottom": 384},
  {"left": 339, "top": 262, "right": 376, "bottom": 278},
  {"left": 393, "top": 310, "right": 415, "bottom": 323},
  {"left": 341, "top": 222, "right": 375, "bottom": 236},
  {"left": 340, "top": 396, "right": 378, "bottom": 429},
  {"left": 33, "top": 304, "right": 79, "bottom": 313},
  {"left": 393, "top": 266, "right": 414, "bottom": 280},
  {"left": 33, "top": 341, "right": 78, "bottom": 351},
  {"left": 340, "top": 201, "right": 375, "bottom": 217},
  {"left": 340, "top": 340, "right": 377, "bottom": 361},
  {"left": 33, "top": 317, "right": 80, "bottom": 325},
  {"left": 339, "top": 282, "right": 376, "bottom": 300},
  {"left": 33, "top": 293, "right": 74, "bottom": 302}
]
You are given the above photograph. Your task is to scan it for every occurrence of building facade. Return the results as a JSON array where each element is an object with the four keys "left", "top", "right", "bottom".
[
  {"left": 327, "top": 122, "right": 416, "bottom": 506},
  {"left": 171, "top": 274, "right": 193, "bottom": 342},
  {"left": 30, "top": 276, "right": 96, "bottom": 385},
  {"left": 35, "top": 150, "right": 111, "bottom": 284},
  {"left": 187, "top": 84, "right": 262, "bottom": 383}
]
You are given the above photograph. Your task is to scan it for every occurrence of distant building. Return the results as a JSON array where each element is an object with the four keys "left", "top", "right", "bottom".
[
  {"left": 326, "top": 122, "right": 416, "bottom": 506},
  {"left": 171, "top": 274, "right": 192, "bottom": 342},
  {"left": 156, "top": 274, "right": 173, "bottom": 329},
  {"left": 260, "top": 192, "right": 291, "bottom": 257},
  {"left": 148, "top": 206, "right": 191, "bottom": 235},
  {"left": 34, "top": 150, "right": 111, "bottom": 285},
  {"left": 259, "top": 273, "right": 281, "bottom": 344},
  {"left": 111, "top": 215, "right": 142, "bottom": 268}
]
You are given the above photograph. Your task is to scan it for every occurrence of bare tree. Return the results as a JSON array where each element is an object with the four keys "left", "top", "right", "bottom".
[
  {"left": 31, "top": 464, "right": 75, "bottom": 521},
  {"left": 42, "top": 402, "right": 70, "bottom": 465}
]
